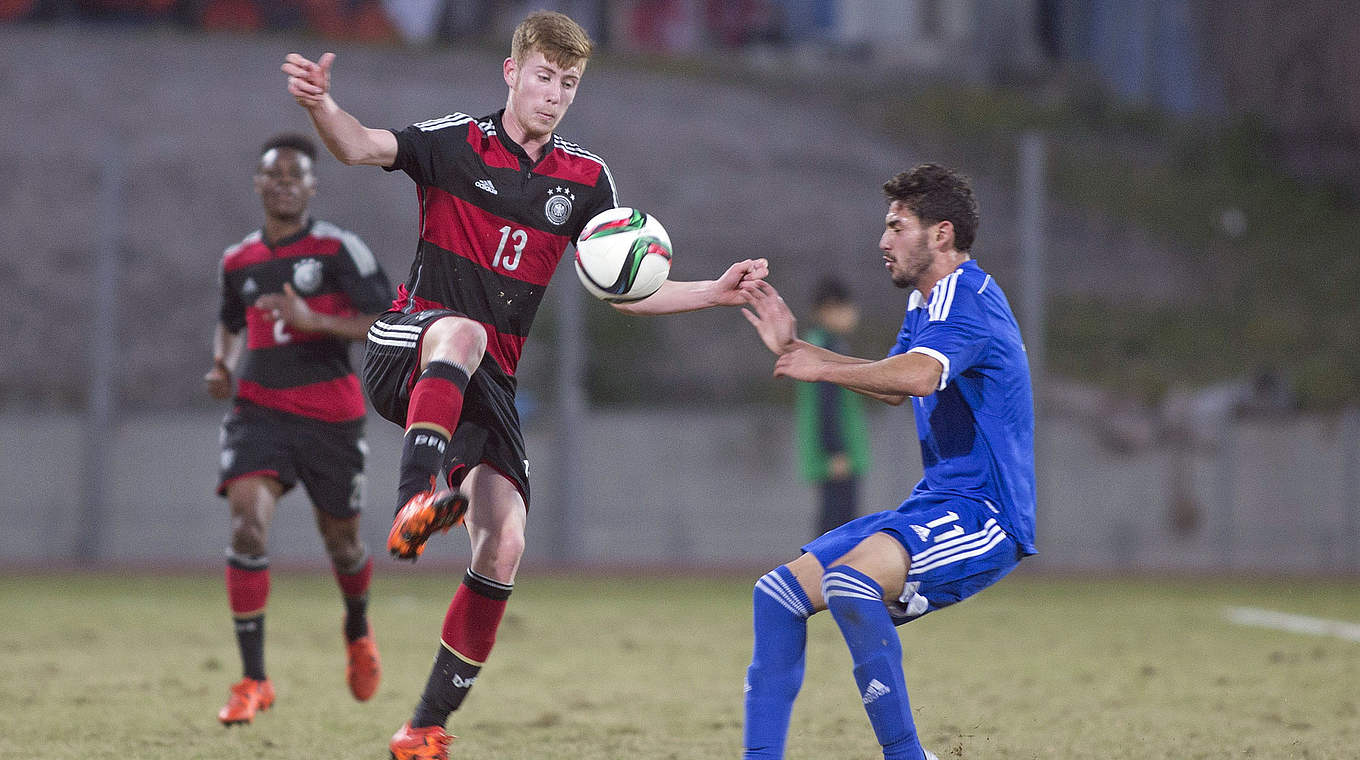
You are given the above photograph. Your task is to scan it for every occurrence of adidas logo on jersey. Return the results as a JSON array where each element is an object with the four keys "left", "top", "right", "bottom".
[
  {"left": 862, "top": 678, "right": 891, "bottom": 705},
  {"left": 475, "top": 179, "right": 498, "bottom": 195}
]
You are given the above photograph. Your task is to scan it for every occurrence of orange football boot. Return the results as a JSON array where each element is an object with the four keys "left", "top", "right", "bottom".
[
  {"left": 217, "top": 677, "right": 275, "bottom": 725},
  {"left": 346, "top": 624, "right": 381, "bottom": 701},
  {"left": 389, "top": 721, "right": 454, "bottom": 760},
  {"left": 387, "top": 486, "right": 468, "bottom": 560}
]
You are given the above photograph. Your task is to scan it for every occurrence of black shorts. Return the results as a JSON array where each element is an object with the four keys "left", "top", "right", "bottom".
[
  {"left": 217, "top": 399, "right": 367, "bottom": 518},
  {"left": 363, "top": 310, "right": 531, "bottom": 505}
]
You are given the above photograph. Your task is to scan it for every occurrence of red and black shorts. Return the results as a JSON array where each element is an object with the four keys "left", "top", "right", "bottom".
[
  {"left": 217, "top": 399, "right": 366, "bottom": 518},
  {"left": 363, "top": 309, "right": 531, "bottom": 506}
]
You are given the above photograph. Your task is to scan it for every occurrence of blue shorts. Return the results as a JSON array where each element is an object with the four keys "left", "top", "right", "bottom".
[{"left": 803, "top": 492, "right": 1022, "bottom": 625}]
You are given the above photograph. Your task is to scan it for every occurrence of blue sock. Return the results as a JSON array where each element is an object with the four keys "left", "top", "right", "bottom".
[
  {"left": 743, "top": 566, "right": 814, "bottom": 759},
  {"left": 822, "top": 566, "right": 924, "bottom": 760}
]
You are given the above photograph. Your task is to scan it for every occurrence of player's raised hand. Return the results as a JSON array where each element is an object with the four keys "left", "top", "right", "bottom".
[
  {"left": 710, "top": 257, "right": 769, "bottom": 306},
  {"left": 741, "top": 280, "right": 797, "bottom": 355},
  {"left": 283, "top": 51, "right": 335, "bottom": 108},
  {"left": 255, "top": 283, "right": 318, "bottom": 332},
  {"left": 738, "top": 257, "right": 769, "bottom": 287}
]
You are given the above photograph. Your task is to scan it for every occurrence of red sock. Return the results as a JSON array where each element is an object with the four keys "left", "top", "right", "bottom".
[
  {"left": 440, "top": 570, "right": 512, "bottom": 662},
  {"left": 398, "top": 361, "right": 470, "bottom": 507},
  {"left": 405, "top": 361, "right": 469, "bottom": 431},
  {"left": 226, "top": 556, "right": 270, "bottom": 617},
  {"left": 333, "top": 553, "right": 373, "bottom": 597}
]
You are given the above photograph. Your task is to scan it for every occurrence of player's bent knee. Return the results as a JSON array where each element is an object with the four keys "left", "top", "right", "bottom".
[
  {"left": 229, "top": 526, "right": 267, "bottom": 557},
  {"left": 470, "top": 527, "right": 525, "bottom": 577},
  {"left": 321, "top": 531, "right": 364, "bottom": 566},
  {"left": 820, "top": 565, "right": 885, "bottom": 608},
  {"left": 427, "top": 316, "right": 488, "bottom": 364}
]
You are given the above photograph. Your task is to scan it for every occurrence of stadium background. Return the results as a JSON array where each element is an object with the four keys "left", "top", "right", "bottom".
[{"left": 1, "top": 0, "right": 1358, "bottom": 574}]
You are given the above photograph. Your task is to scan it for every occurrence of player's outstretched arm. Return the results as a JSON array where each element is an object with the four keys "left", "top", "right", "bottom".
[
  {"left": 612, "top": 258, "right": 768, "bottom": 316},
  {"left": 741, "top": 281, "right": 928, "bottom": 404},
  {"left": 282, "top": 52, "right": 397, "bottom": 167},
  {"left": 777, "top": 349, "right": 940, "bottom": 405}
]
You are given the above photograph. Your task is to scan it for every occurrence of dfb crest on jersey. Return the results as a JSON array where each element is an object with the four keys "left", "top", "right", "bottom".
[
  {"left": 292, "top": 258, "right": 323, "bottom": 294},
  {"left": 544, "top": 186, "right": 575, "bottom": 226}
]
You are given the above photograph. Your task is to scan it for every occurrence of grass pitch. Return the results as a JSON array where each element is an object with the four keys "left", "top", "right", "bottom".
[{"left": 1, "top": 567, "right": 1356, "bottom": 759}]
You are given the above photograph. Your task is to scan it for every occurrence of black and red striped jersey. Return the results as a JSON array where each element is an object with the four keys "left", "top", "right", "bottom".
[
  {"left": 218, "top": 218, "right": 393, "bottom": 422},
  {"left": 385, "top": 109, "right": 617, "bottom": 376}
]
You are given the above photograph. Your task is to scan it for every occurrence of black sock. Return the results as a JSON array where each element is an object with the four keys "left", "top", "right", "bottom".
[
  {"left": 235, "top": 614, "right": 266, "bottom": 681},
  {"left": 411, "top": 649, "right": 482, "bottom": 728},
  {"left": 396, "top": 428, "right": 449, "bottom": 511},
  {"left": 343, "top": 594, "right": 369, "bottom": 643}
]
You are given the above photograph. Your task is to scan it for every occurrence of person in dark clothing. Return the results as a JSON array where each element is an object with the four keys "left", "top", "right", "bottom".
[{"left": 796, "top": 276, "right": 870, "bottom": 537}]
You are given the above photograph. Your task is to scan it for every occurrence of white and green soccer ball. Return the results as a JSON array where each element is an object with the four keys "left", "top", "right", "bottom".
[{"left": 574, "top": 207, "right": 672, "bottom": 302}]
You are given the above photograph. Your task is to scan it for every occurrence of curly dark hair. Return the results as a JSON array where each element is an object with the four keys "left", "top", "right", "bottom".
[
  {"left": 260, "top": 132, "right": 318, "bottom": 162},
  {"left": 882, "top": 164, "right": 979, "bottom": 252}
]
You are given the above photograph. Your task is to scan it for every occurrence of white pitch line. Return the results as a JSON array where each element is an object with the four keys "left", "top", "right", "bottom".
[{"left": 1224, "top": 606, "right": 1360, "bottom": 643}]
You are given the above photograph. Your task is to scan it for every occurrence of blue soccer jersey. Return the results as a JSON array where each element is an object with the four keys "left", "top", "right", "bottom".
[{"left": 887, "top": 260, "right": 1037, "bottom": 555}]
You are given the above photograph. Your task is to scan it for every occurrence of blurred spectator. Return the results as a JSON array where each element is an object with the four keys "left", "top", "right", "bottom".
[
  {"left": 0, "top": 0, "right": 38, "bottom": 22},
  {"left": 80, "top": 0, "right": 179, "bottom": 19},
  {"left": 4, "top": 0, "right": 404, "bottom": 40},
  {"left": 769, "top": 0, "right": 834, "bottom": 45},
  {"left": 795, "top": 275, "right": 871, "bottom": 537},
  {"left": 616, "top": 0, "right": 701, "bottom": 53},
  {"left": 704, "top": 0, "right": 779, "bottom": 48},
  {"left": 381, "top": 0, "right": 445, "bottom": 43}
]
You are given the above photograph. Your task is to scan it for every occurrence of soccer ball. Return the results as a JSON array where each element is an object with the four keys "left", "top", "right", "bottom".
[{"left": 574, "top": 207, "right": 672, "bottom": 302}]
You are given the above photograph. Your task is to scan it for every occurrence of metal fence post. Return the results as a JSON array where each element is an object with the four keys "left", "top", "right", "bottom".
[{"left": 78, "top": 139, "right": 124, "bottom": 564}]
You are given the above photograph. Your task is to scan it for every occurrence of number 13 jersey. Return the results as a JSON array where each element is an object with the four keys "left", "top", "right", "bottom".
[{"left": 385, "top": 109, "right": 618, "bottom": 377}]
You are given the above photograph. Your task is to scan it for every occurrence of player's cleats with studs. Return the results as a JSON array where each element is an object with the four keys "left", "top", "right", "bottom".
[
  {"left": 387, "top": 486, "right": 468, "bottom": 560},
  {"left": 345, "top": 624, "right": 381, "bottom": 701},
  {"left": 217, "top": 677, "right": 275, "bottom": 725},
  {"left": 389, "top": 721, "right": 454, "bottom": 760}
]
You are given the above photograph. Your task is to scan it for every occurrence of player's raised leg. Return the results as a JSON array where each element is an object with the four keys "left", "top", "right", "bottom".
[
  {"left": 391, "top": 466, "right": 525, "bottom": 759},
  {"left": 821, "top": 533, "right": 925, "bottom": 760},
  {"left": 218, "top": 476, "right": 280, "bottom": 725},
  {"left": 387, "top": 315, "right": 484, "bottom": 560}
]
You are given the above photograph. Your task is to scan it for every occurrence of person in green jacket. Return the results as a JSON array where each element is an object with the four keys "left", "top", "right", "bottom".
[{"left": 796, "top": 277, "right": 871, "bottom": 537}]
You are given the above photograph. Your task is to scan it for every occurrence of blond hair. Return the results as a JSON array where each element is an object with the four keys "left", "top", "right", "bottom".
[{"left": 511, "top": 10, "right": 593, "bottom": 71}]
